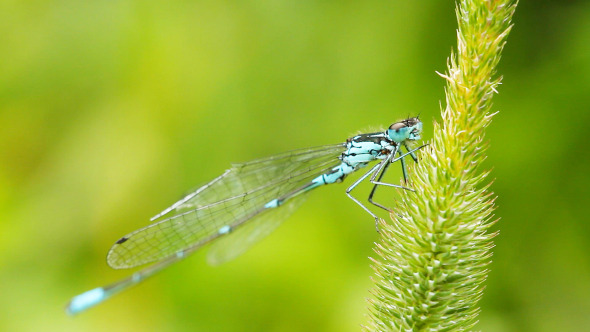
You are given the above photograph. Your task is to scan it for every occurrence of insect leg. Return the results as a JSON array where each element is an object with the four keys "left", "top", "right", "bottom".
[
  {"left": 404, "top": 142, "right": 419, "bottom": 163},
  {"left": 367, "top": 161, "right": 393, "bottom": 211},
  {"left": 367, "top": 147, "right": 397, "bottom": 212},
  {"left": 370, "top": 144, "right": 428, "bottom": 190},
  {"left": 346, "top": 161, "right": 384, "bottom": 230},
  {"left": 399, "top": 148, "right": 409, "bottom": 183}
]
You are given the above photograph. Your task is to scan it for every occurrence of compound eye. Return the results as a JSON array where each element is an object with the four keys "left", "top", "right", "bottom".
[{"left": 389, "top": 122, "right": 406, "bottom": 131}]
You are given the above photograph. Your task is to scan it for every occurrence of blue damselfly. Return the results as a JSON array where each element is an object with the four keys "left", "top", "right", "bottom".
[{"left": 66, "top": 117, "right": 424, "bottom": 315}]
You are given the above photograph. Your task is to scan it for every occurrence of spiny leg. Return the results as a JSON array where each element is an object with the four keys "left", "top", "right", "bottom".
[
  {"left": 399, "top": 148, "right": 409, "bottom": 183},
  {"left": 367, "top": 147, "right": 398, "bottom": 212},
  {"left": 369, "top": 144, "right": 428, "bottom": 190},
  {"left": 345, "top": 161, "right": 384, "bottom": 231},
  {"left": 348, "top": 145, "right": 427, "bottom": 231},
  {"left": 368, "top": 145, "right": 422, "bottom": 211},
  {"left": 398, "top": 142, "right": 423, "bottom": 183},
  {"left": 367, "top": 160, "right": 392, "bottom": 212},
  {"left": 404, "top": 142, "right": 419, "bottom": 163}
]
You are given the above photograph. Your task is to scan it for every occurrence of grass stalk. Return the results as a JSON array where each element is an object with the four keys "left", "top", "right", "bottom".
[{"left": 365, "top": 1, "right": 517, "bottom": 330}]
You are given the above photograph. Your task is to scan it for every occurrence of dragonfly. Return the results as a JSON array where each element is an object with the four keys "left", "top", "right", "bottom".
[{"left": 65, "top": 117, "right": 424, "bottom": 315}]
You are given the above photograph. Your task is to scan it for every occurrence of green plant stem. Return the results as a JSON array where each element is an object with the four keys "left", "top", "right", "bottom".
[{"left": 365, "top": 1, "right": 517, "bottom": 330}]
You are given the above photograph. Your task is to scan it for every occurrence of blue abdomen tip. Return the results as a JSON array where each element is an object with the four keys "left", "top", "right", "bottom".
[{"left": 66, "top": 287, "right": 106, "bottom": 315}]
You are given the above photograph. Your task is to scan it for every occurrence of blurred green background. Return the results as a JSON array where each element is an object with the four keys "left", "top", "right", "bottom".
[{"left": 1, "top": 1, "right": 589, "bottom": 331}]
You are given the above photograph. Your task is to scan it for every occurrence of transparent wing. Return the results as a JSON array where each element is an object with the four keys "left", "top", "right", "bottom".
[
  {"left": 207, "top": 194, "right": 307, "bottom": 265},
  {"left": 107, "top": 144, "right": 346, "bottom": 269}
]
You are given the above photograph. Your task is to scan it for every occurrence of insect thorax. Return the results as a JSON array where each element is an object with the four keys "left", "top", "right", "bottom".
[{"left": 341, "top": 132, "right": 396, "bottom": 167}]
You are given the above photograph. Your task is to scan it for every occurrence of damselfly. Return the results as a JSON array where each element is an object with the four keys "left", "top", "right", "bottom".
[{"left": 66, "top": 117, "right": 424, "bottom": 315}]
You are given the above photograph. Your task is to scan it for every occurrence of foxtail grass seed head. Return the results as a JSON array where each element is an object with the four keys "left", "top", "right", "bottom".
[{"left": 365, "top": 1, "right": 517, "bottom": 330}]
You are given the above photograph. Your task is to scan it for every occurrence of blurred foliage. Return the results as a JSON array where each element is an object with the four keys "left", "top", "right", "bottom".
[{"left": 0, "top": 1, "right": 589, "bottom": 331}]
